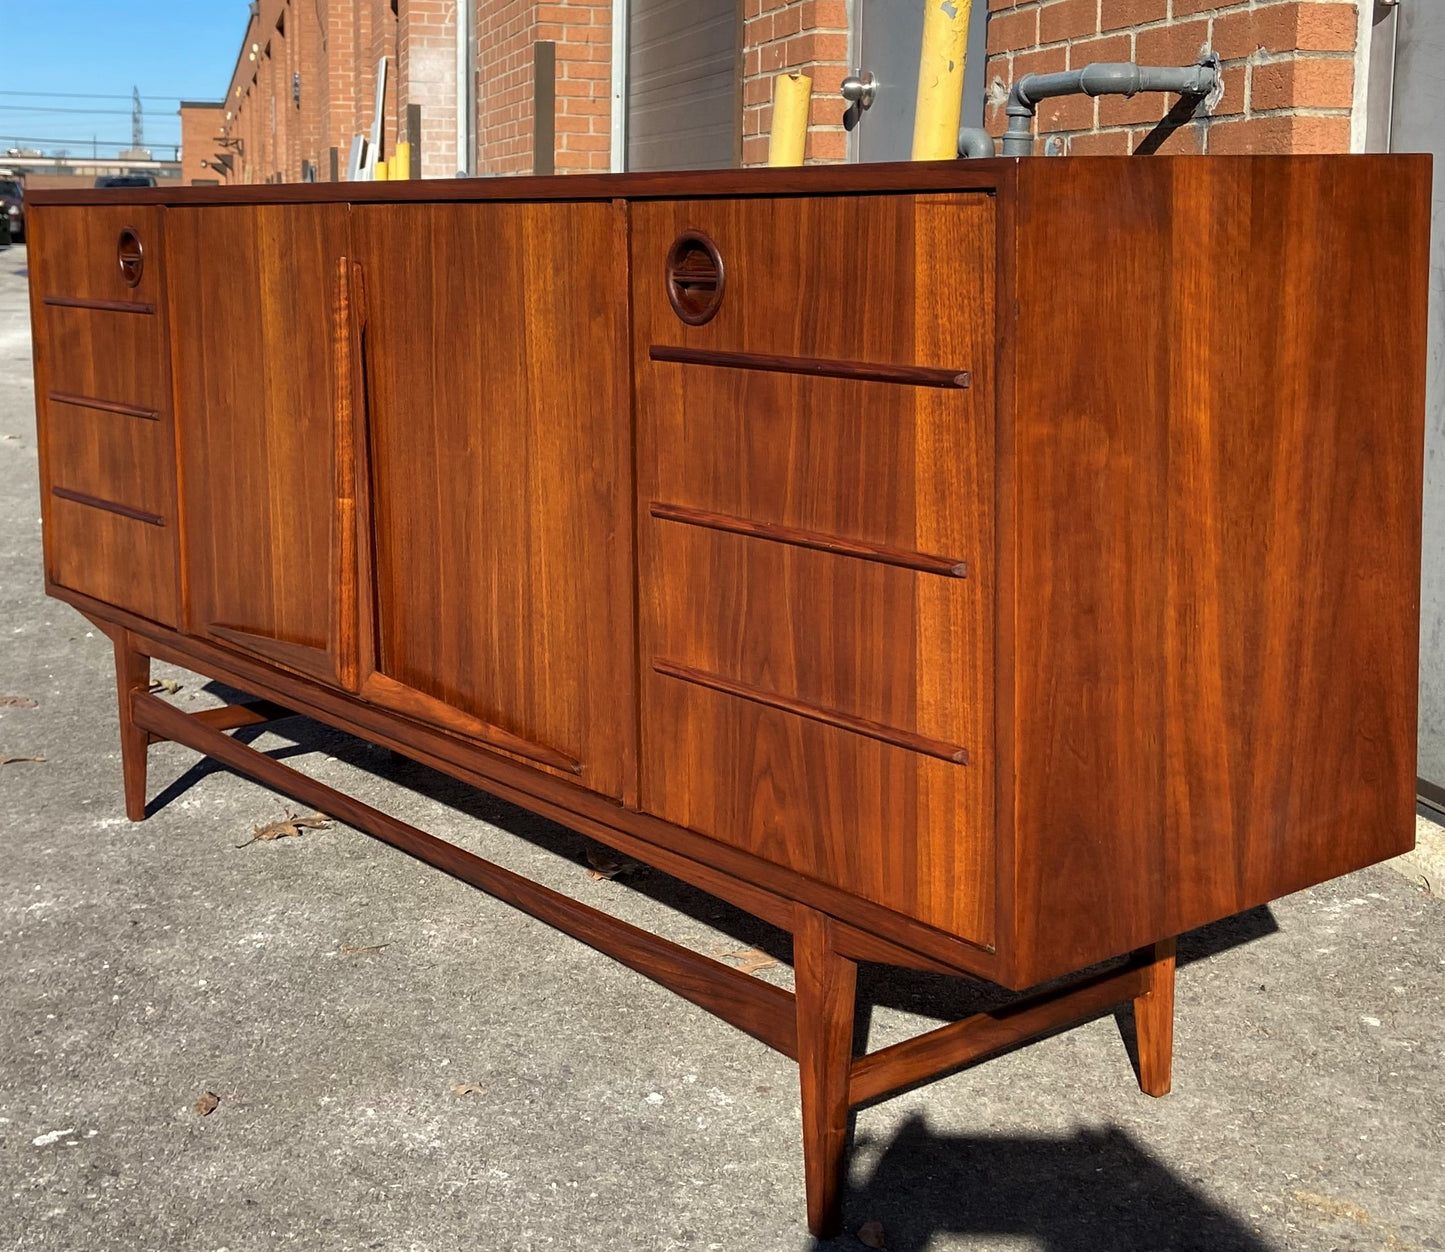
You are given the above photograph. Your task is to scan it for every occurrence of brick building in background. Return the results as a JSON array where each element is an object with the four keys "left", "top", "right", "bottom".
[
  {"left": 178, "top": 102, "right": 227, "bottom": 184},
  {"left": 194, "top": 1, "right": 1399, "bottom": 182}
]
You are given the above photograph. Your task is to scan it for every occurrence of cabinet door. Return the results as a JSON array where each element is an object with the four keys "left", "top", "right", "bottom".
[
  {"left": 632, "top": 194, "right": 996, "bottom": 947},
  {"left": 168, "top": 205, "right": 356, "bottom": 686},
  {"left": 351, "top": 203, "right": 634, "bottom": 799}
]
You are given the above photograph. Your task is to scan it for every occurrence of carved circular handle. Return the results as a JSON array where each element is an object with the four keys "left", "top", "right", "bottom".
[
  {"left": 117, "top": 228, "right": 144, "bottom": 287},
  {"left": 665, "top": 231, "right": 725, "bottom": 326}
]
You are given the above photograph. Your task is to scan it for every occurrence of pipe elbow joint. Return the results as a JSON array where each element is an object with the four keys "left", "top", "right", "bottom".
[{"left": 956, "top": 126, "right": 997, "bottom": 159}]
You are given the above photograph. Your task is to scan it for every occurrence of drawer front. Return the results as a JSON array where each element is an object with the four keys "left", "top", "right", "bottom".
[
  {"left": 31, "top": 206, "right": 164, "bottom": 308},
  {"left": 46, "top": 492, "right": 179, "bottom": 627},
  {"left": 633, "top": 194, "right": 997, "bottom": 948},
  {"left": 43, "top": 303, "right": 170, "bottom": 413},
  {"left": 634, "top": 193, "right": 994, "bottom": 365},
  {"left": 31, "top": 205, "right": 179, "bottom": 627},
  {"left": 43, "top": 395, "right": 172, "bottom": 517}
]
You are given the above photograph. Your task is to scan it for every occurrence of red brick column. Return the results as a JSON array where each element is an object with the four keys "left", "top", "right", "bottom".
[
  {"left": 179, "top": 104, "right": 226, "bottom": 184},
  {"left": 542, "top": 0, "right": 613, "bottom": 172},
  {"left": 985, "top": 0, "right": 1358, "bottom": 155},
  {"left": 742, "top": 0, "right": 851, "bottom": 166}
]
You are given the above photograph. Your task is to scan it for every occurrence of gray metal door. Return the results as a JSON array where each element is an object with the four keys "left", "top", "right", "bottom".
[
  {"left": 627, "top": 0, "right": 738, "bottom": 171},
  {"left": 851, "top": 0, "right": 988, "bottom": 162},
  {"left": 1389, "top": 0, "right": 1445, "bottom": 808}
]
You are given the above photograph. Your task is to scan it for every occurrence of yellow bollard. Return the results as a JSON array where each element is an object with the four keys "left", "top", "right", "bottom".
[
  {"left": 374, "top": 158, "right": 389, "bottom": 181},
  {"left": 393, "top": 141, "right": 412, "bottom": 180},
  {"left": 912, "top": 0, "right": 973, "bottom": 160},
  {"left": 768, "top": 71, "right": 813, "bottom": 167}
]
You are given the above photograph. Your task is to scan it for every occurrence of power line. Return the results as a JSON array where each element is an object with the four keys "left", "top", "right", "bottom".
[
  {"left": 0, "top": 106, "right": 139, "bottom": 116},
  {"left": 0, "top": 134, "right": 178, "bottom": 153},
  {"left": 0, "top": 90, "right": 182, "bottom": 102}
]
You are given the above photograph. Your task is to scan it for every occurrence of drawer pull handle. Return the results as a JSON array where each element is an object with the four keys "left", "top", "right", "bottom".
[
  {"left": 666, "top": 231, "right": 725, "bottom": 326},
  {"left": 117, "top": 228, "right": 144, "bottom": 287}
]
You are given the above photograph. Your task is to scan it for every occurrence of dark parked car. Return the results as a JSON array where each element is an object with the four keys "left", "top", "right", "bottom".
[
  {"left": 0, "top": 178, "right": 22, "bottom": 243},
  {"left": 93, "top": 173, "right": 157, "bottom": 189}
]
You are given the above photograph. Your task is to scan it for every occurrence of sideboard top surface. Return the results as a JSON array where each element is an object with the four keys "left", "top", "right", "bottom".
[{"left": 22, "top": 153, "right": 1428, "bottom": 209}]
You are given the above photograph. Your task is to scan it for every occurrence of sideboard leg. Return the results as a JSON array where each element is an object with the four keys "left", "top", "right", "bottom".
[
  {"left": 113, "top": 632, "right": 151, "bottom": 822},
  {"left": 1133, "top": 936, "right": 1176, "bottom": 1097},
  {"left": 794, "top": 906, "right": 858, "bottom": 1240}
]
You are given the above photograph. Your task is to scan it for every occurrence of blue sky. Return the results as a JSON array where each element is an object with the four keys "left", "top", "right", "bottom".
[{"left": 0, "top": 1, "right": 243, "bottom": 157}]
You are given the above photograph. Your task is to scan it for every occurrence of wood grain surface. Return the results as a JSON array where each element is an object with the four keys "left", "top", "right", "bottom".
[
  {"left": 794, "top": 908, "right": 858, "bottom": 1239},
  {"left": 350, "top": 201, "right": 635, "bottom": 799},
  {"left": 29, "top": 205, "right": 181, "bottom": 626},
  {"left": 27, "top": 156, "right": 1430, "bottom": 996},
  {"left": 66, "top": 585, "right": 998, "bottom": 981},
  {"left": 167, "top": 204, "right": 354, "bottom": 684},
  {"left": 634, "top": 193, "right": 997, "bottom": 947},
  {"left": 1006, "top": 156, "right": 1428, "bottom": 984}
]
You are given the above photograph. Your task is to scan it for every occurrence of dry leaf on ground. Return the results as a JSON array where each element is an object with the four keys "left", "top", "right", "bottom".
[
  {"left": 235, "top": 809, "right": 330, "bottom": 848},
  {"left": 718, "top": 947, "right": 779, "bottom": 976},
  {"left": 0, "top": 755, "right": 45, "bottom": 766},
  {"left": 149, "top": 678, "right": 183, "bottom": 694},
  {"left": 338, "top": 943, "right": 390, "bottom": 956},
  {"left": 857, "top": 1219, "right": 887, "bottom": 1249},
  {"left": 449, "top": 1082, "right": 486, "bottom": 1097},
  {"left": 0, "top": 696, "right": 37, "bottom": 708},
  {"left": 585, "top": 842, "right": 638, "bottom": 881},
  {"left": 193, "top": 1091, "right": 220, "bottom": 1116}
]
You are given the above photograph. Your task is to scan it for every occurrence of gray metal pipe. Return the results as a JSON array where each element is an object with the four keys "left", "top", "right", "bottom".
[
  {"left": 956, "top": 127, "right": 997, "bottom": 159},
  {"left": 1002, "top": 58, "right": 1220, "bottom": 156}
]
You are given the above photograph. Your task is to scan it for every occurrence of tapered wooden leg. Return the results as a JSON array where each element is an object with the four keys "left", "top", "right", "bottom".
[
  {"left": 1132, "top": 936, "right": 1176, "bottom": 1097},
  {"left": 794, "top": 906, "right": 857, "bottom": 1239},
  {"left": 113, "top": 632, "right": 151, "bottom": 821}
]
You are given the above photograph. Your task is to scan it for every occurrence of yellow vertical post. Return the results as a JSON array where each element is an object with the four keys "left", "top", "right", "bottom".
[
  {"left": 374, "top": 158, "right": 390, "bottom": 180},
  {"left": 911, "top": 0, "right": 973, "bottom": 160},
  {"left": 393, "top": 141, "right": 412, "bottom": 180},
  {"left": 769, "top": 71, "right": 814, "bottom": 167}
]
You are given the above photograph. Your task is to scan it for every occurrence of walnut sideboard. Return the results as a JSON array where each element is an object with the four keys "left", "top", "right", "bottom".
[{"left": 25, "top": 156, "right": 1429, "bottom": 1237}]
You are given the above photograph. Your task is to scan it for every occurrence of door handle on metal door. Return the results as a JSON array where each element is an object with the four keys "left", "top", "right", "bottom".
[{"left": 840, "top": 70, "right": 876, "bottom": 130}]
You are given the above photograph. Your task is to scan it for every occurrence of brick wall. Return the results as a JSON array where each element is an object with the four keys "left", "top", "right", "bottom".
[
  {"left": 215, "top": 0, "right": 1368, "bottom": 181},
  {"left": 476, "top": 0, "right": 612, "bottom": 176},
  {"left": 741, "top": 0, "right": 851, "bottom": 166},
  {"left": 985, "top": 0, "right": 1359, "bottom": 155},
  {"left": 546, "top": 0, "right": 613, "bottom": 174},
  {"left": 223, "top": 0, "right": 429, "bottom": 183},
  {"left": 179, "top": 103, "right": 226, "bottom": 184}
]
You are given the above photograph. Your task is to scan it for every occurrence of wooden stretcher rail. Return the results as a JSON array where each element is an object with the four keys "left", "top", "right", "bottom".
[
  {"left": 144, "top": 698, "right": 295, "bottom": 745},
  {"left": 848, "top": 958, "right": 1151, "bottom": 1106},
  {"left": 129, "top": 687, "right": 802, "bottom": 1060}
]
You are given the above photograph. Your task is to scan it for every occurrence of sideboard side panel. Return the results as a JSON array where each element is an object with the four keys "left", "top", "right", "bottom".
[
  {"left": 1009, "top": 156, "right": 1428, "bottom": 985},
  {"left": 1157, "top": 157, "right": 1427, "bottom": 930}
]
